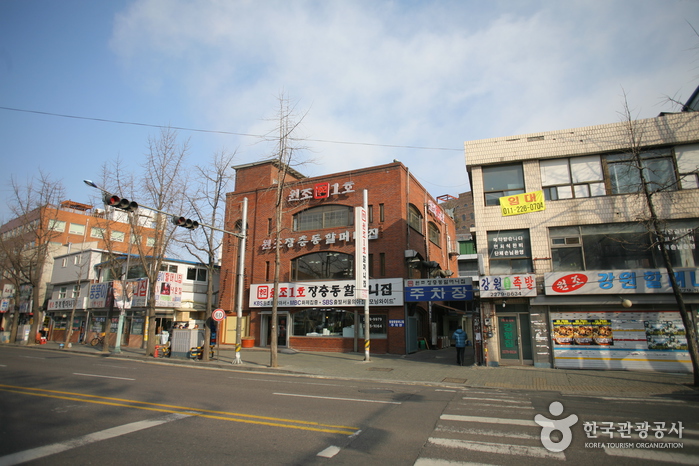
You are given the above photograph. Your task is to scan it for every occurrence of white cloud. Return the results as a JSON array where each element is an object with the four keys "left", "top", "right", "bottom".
[{"left": 107, "top": 0, "right": 699, "bottom": 197}]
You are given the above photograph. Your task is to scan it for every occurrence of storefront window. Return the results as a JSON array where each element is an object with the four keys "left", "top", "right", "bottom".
[
  {"left": 291, "top": 309, "right": 387, "bottom": 338},
  {"left": 292, "top": 308, "right": 354, "bottom": 336},
  {"left": 487, "top": 229, "right": 532, "bottom": 273}
]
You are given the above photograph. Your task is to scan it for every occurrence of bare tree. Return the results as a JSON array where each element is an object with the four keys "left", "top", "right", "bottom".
[
  {"left": 618, "top": 94, "right": 699, "bottom": 385},
  {"left": 102, "top": 128, "right": 191, "bottom": 357},
  {"left": 0, "top": 171, "right": 65, "bottom": 345},
  {"left": 265, "top": 94, "right": 310, "bottom": 368},
  {"left": 181, "top": 148, "right": 238, "bottom": 361}
]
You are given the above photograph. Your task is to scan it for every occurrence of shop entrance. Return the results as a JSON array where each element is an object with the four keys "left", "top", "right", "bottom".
[
  {"left": 497, "top": 313, "right": 533, "bottom": 365},
  {"left": 262, "top": 314, "right": 288, "bottom": 348}
]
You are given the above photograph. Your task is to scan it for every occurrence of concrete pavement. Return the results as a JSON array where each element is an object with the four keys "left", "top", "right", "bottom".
[{"left": 8, "top": 341, "right": 699, "bottom": 398}]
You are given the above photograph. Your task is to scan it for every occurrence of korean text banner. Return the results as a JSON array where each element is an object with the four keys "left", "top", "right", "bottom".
[
  {"left": 479, "top": 274, "right": 537, "bottom": 298},
  {"left": 545, "top": 268, "right": 699, "bottom": 294},
  {"left": 250, "top": 278, "right": 403, "bottom": 307},
  {"left": 499, "top": 190, "right": 545, "bottom": 216}
]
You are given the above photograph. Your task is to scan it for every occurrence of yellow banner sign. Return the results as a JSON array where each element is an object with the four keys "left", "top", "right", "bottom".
[{"left": 500, "top": 190, "right": 545, "bottom": 216}]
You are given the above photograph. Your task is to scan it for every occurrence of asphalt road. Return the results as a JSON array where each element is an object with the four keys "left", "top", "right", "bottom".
[{"left": 1, "top": 346, "right": 698, "bottom": 465}]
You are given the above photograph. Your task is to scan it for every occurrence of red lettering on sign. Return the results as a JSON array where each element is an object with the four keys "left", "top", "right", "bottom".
[
  {"left": 551, "top": 274, "right": 588, "bottom": 293},
  {"left": 314, "top": 183, "right": 330, "bottom": 199}
]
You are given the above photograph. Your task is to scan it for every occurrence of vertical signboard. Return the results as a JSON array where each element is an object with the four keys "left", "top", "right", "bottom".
[{"left": 355, "top": 206, "right": 368, "bottom": 300}]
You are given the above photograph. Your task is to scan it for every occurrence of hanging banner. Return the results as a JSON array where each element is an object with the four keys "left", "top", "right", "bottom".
[
  {"left": 355, "top": 206, "right": 369, "bottom": 300},
  {"left": 500, "top": 190, "right": 545, "bottom": 216}
]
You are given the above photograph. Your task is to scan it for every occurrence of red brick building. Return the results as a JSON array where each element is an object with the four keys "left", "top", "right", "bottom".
[{"left": 219, "top": 160, "right": 460, "bottom": 354}]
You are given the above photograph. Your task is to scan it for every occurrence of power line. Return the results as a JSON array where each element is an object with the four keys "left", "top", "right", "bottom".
[{"left": 0, "top": 105, "right": 463, "bottom": 152}]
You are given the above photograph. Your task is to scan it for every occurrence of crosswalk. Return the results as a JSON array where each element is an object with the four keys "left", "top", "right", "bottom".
[{"left": 415, "top": 389, "right": 699, "bottom": 465}]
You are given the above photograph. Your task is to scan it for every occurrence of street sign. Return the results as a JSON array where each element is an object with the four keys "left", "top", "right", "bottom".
[{"left": 212, "top": 308, "right": 226, "bottom": 322}]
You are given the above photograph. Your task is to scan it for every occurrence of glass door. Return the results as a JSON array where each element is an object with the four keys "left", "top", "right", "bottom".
[{"left": 497, "top": 313, "right": 533, "bottom": 365}]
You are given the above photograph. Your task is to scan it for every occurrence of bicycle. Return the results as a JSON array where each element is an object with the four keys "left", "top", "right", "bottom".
[
  {"left": 90, "top": 333, "right": 105, "bottom": 347},
  {"left": 187, "top": 345, "right": 215, "bottom": 360}
]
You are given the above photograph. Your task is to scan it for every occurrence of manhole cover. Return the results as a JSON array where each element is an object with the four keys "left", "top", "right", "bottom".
[
  {"left": 366, "top": 367, "right": 394, "bottom": 372},
  {"left": 442, "top": 377, "right": 467, "bottom": 384}
]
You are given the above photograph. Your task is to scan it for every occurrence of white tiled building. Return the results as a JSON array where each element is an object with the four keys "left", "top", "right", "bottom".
[{"left": 466, "top": 111, "right": 699, "bottom": 372}]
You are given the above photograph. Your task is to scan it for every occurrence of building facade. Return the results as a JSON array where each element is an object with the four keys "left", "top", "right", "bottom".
[
  {"left": 45, "top": 249, "right": 219, "bottom": 348},
  {"left": 466, "top": 111, "right": 699, "bottom": 372},
  {"left": 0, "top": 200, "right": 156, "bottom": 336},
  {"left": 219, "top": 160, "right": 461, "bottom": 355}
]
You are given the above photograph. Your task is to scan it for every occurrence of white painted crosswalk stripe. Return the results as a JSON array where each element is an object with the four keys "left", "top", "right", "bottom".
[{"left": 427, "top": 438, "right": 566, "bottom": 460}]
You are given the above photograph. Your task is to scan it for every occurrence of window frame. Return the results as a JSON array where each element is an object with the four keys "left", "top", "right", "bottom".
[
  {"left": 293, "top": 204, "right": 354, "bottom": 232},
  {"left": 428, "top": 222, "right": 441, "bottom": 247},
  {"left": 408, "top": 204, "right": 423, "bottom": 234},
  {"left": 482, "top": 163, "right": 525, "bottom": 206},
  {"left": 541, "top": 156, "right": 605, "bottom": 201},
  {"left": 604, "top": 148, "right": 677, "bottom": 195}
]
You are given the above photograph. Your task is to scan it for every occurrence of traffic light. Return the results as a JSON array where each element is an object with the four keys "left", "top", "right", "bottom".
[
  {"left": 103, "top": 193, "right": 138, "bottom": 212},
  {"left": 172, "top": 216, "right": 199, "bottom": 230}
]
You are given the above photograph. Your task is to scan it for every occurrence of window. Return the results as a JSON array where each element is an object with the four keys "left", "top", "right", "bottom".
[
  {"left": 61, "top": 258, "right": 67, "bottom": 268},
  {"left": 379, "top": 203, "right": 385, "bottom": 222},
  {"left": 483, "top": 163, "right": 525, "bottom": 206},
  {"left": 71, "top": 285, "right": 80, "bottom": 298},
  {"left": 91, "top": 227, "right": 105, "bottom": 239},
  {"left": 368, "top": 205, "right": 374, "bottom": 223},
  {"left": 293, "top": 205, "right": 353, "bottom": 232},
  {"left": 676, "top": 144, "right": 699, "bottom": 189},
  {"left": 127, "top": 264, "right": 146, "bottom": 279},
  {"left": 160, "top": 264, "right": 178, "bottom": 273},
  {"left": 428, "top": 222, "right": 441, "bottom": 246},
  {"left": 69, "top": 223, "right": 85, "bottom": 235},
  {"left": 187, "top": 268, "right": 207, "bottom": 282},
  {"left": 605, "top": 149, "right": 676, "bottom": 194},
  {"left": 146, "top": 237, "right": 155, "bottom": 247},
  {"left": 550, "top": 221, "right": 699, "bottom": 271},
  {"left": 130, "top": 234, "right": 141, "bottom": 245},
  {"left": 487, "top": 229, "right": 532, "bottom": 273},
  {"left": 291, "top": 252, "right": 354, "bottom": 280},
  {"left": 110, "top": 231, "right": 125, "bottom": 242},
  {"left": 291, "top": 309, "right": 386, "bottom": 338},
  {"left": 59, "top": 286, "right": 67, "bottom": 299},
  {"left": 292, "top": 308, "right": 355, "bottom": 337},
  {"left": 541, "top": 156, "right": 605, "bottom": 200},
  {"left": 73, "top": 255, "right": 81, "bottom": 265},
  {"left": 49, "top": 220, "right": 66, "bottom": 232},
  {"left": 408, "top": 204, "right": 423, "bottom": 233},
  {"left": 368, "top": 253, "right": 374, "bottom": 278}
]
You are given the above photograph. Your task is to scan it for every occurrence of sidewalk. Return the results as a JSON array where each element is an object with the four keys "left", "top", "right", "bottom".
[{"left": 11, "top": 341, "right": 699, "bottom": 398}]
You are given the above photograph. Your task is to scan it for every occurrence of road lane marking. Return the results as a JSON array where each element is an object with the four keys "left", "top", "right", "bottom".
[
  {"left": 441, "top": 414, "right": 550, "bottom": 427},
  {"left": 274, "top": 392, "right": 401, "bottom": 404},
  {"left": 427, "top": 438, "right": 566, "bottom": 460},
  {"left": 462, "top": 397, "right": 529, "bottom": 404},
  {"left": 0, "top": 413, "right": 189, "bottom": 466},
  {"left": 317, "top": 446, "right": 341, "bottom": 458},
  {"left": 73, "top": 372, "right": 135, "bottom": 381},
  {"left": 0, "top": 384, "right": 359, "bottom": 435}
]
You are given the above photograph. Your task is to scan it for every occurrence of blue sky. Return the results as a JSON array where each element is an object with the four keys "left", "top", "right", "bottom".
[{"left": 2, "top": 0, "right": 699, "bottom": 222}]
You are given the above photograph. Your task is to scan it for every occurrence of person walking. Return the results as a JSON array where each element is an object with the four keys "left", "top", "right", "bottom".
[{"left": 452, "top": 327, "right": 467, "bottom": 366}]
